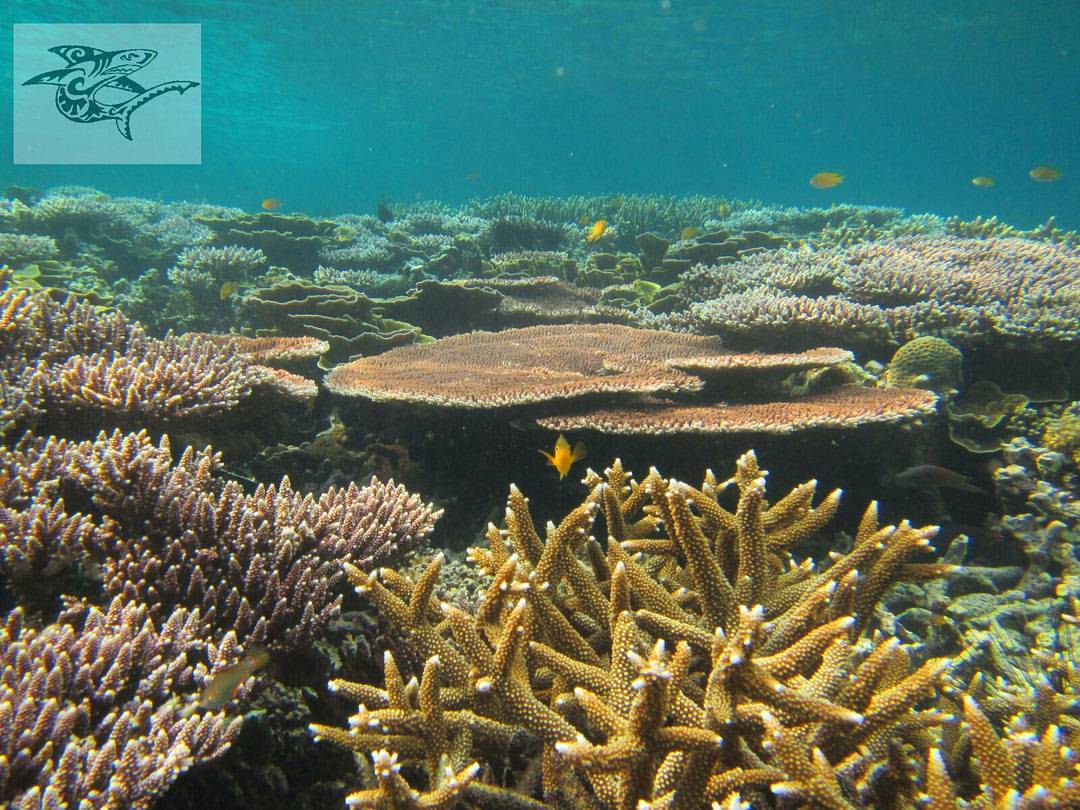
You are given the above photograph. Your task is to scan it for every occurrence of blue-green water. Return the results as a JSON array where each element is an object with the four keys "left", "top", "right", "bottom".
[{"left": 3, "top": 0, "right": 1078, "bottom": 227}]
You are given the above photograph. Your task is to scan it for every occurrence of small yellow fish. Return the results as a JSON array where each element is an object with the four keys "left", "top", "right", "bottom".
[
  {"left": 197, "top": 646, "right": 270, "bottom": 710},
  {"left": 586, "top": 219, "right": 608, "bottom": 242},
  {"left": 219, "top": 281, "right": 238, "bottom": 300},
  {"left": 970, "top": 176, "right": 995, "bottom": 187},
  {"left": 1029, "top": 165, "right": 1062, "bottom": 182},
  {"left": 539, "top": 434, "right": 587, "bottom": 480},
  {"left": 809, "top": 171, "right": 844, "bottom": 189},
  {"left": 465, "top": 170, "right": 481, "bottom": 183},
  {"left": 680, "top": 226, "right": 700, "bottom": 240},
  {"left": 261, "top": 197, "right": 282, "bottom": 210}
]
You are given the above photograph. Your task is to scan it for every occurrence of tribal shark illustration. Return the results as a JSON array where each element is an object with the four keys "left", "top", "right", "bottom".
[{"left": 23, "top": 45, "right": 199, "bottom": 140}]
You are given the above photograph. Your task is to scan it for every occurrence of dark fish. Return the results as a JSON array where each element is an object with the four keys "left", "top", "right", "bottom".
[
  {"left": 5, "top": 186, "right": 43, "bottom": 205},
  {"left": 197, "top": 646, "right": 270, "bottom": 710},
  {"left": 894, "top": 464, "right": 985, "bottom": 495},
  {"left": 377, "top": 199, "right": 394, "bottom": 222}
]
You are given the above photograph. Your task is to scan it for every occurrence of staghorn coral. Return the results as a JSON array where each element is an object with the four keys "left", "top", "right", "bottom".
[
  {"left": 0, "top": 427, "right": 442, "bottom": 652},
  {"left": 924, "top": 689, "right": 1080, "bottom": 807},
  {"left": 312, "top": 450, "right": 955, "bottom": 809}
]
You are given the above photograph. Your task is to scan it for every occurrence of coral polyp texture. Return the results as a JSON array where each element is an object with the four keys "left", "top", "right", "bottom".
[
  {"left": 325, "top": 323, "right": 714, "bottom": 407},
  {"left": 0, "top": 424, "right": 442, "bottom": 808},
  {"left": 311, "top": 450, "right": 962, "bottom": 808},
  {"left": 536, "top": 385, "right": 938, "bottom": 435},
  {"left": 326, "top": 323, "right": 937, "bottom": 436}
]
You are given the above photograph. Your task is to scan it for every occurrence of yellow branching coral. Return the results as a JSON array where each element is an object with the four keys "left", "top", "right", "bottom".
[{"left": 313, "top": 450, "right": 958, "bottom": 809}]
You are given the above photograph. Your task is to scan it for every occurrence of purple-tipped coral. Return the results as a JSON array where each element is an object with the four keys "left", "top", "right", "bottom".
[
  {"left": 0, "top": 274, "right": 316, "bottom": 432},
  {"left": 0, "top": 428, "right": 442, "bottom": 651},
  {"left": 0, "top": 596, "right": 242, "bottom": 810}
]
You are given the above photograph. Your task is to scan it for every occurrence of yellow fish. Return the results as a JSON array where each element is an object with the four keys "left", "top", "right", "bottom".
[
  {"left": 197, "top": 646, "right": 270, "bottom": 710},
  {"left": 809, "top": 171, "right": 844, "bottom": 189},
  {"left": 680, "top": 226, "right": 700, "bottom": 240},
  {"left": 219, "top": 281, "right": 238, "bottom": 300},
  {"left": 539, "top": 434, "right": 586, "bottom": 480},
  {"left": 1029, "top": 165, "right": 1062, "bottom": 182},
  {"left": 586, "top": 219, "right": 608, "bottom": 242},
  {"left": 970, "top": 176, "right": 995, "bottom": 187},
  {"left": 261, "top": 197, "right": 282, "bottom": 210}
]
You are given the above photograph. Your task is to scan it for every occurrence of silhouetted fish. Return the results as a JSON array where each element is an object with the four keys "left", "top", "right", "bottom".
[{"left": 894, "top": 464, "right": 985, "bottom": 495}]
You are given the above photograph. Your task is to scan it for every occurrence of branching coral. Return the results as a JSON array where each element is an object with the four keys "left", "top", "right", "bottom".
[
  {"left": 0, "top": 274, "right": 321, "bottom": 434},
  {"left": 312, "top": 450, "right": 955, "bottom": 808},
  {"left": 0, "top": 427, "right": 443, "bottom": 651},
  {"left": 0, "top": 595, "right": 242, "bottom": 809}
]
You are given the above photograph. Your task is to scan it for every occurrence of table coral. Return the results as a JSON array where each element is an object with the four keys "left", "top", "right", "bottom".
[{"left": 326, "top": 324, "right": 935, "bottom": 439}]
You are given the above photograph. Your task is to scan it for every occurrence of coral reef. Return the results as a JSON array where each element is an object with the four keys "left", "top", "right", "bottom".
[
  {"left": 311, "top": 450, "right": 955, "bottom": 808},
  {"left": 0, "top": 233, "right": 60, "bottom": 267},
  {"left": 196, "top": 212, "right": 342, "bottom": 272},
  {"left": 0, "top": 275, "right": 316, "bottom": 435},
  {"left": 240, "top": 278, "right": 423, "bottom": 362},
  {"left": 665, "top": 237, "right": 1080, "bottom": 353},
  {"left": 946, "top": 382, "right": 1032, "bottom": 453}
]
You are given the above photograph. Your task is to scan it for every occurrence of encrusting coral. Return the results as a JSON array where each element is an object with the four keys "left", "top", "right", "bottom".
[{"left": 311, "top": 450, "right": 960, "bottom": 809}]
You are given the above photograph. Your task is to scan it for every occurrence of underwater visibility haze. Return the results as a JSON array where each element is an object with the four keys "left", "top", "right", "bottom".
[{"left": 0, "top": 1, "right": 1079, "bottom": 809}]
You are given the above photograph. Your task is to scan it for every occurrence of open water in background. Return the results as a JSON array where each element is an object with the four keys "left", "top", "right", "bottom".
[{"left": 1, "top": 0, "right": 1077, "bottom": 227}]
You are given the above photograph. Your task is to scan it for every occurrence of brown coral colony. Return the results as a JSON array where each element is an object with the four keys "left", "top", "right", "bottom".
[{"left": 325, "top": 323, "right": 936, "bottom": 433}]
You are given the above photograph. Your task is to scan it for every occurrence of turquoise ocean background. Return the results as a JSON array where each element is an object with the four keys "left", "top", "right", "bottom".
[{"left": 2, "top": 0, "right": 1077, "bottom": 227}]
